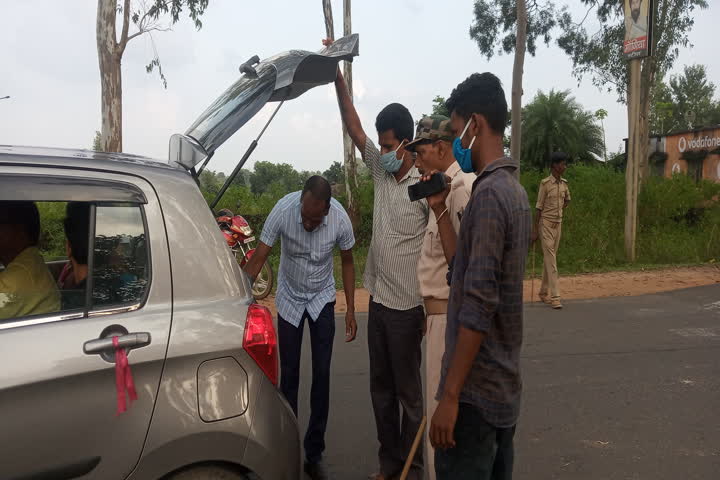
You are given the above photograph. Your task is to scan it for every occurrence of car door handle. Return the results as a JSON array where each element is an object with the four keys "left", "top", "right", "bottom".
[{"left": 83, "top": 332, "right": 151, "bottom": 355}]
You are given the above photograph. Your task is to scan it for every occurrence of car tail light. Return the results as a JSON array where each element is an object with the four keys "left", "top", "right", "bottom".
[{"left": 243, "top": 304, "right": 278, "bottom": 386}]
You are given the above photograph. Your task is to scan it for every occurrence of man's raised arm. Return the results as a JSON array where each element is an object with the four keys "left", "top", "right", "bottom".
[{"left": 333, "top": 69, "right": 368, "bottom": 153}]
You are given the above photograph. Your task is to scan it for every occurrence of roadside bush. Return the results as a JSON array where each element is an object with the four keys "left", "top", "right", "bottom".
[
  {"left": 526, "top": 164, "right": 627, "bottom": 272},
  {"left": 33, "top": 165, "right": 720, "bottom": 283},
  {"left": 335, "top": 175, "right": 374, "bottom": 246},
  {"left": 638, "top": 175, "right": 720, "bottom": 264}
]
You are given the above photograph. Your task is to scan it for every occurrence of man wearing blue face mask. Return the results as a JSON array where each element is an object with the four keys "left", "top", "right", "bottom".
[
  {"left": 429, "top": 73, "right": 531, "bottom": 480},
  {"left": 333, "top": 67, "right": 429, "bottom": 480}
]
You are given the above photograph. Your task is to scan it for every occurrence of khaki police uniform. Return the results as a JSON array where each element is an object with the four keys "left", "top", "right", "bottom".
[{"left": 536, "top": 175, "right": 571, "bottom": 303}]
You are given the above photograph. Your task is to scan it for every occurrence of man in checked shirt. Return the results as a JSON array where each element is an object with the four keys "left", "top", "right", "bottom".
[
  {"left": 404, "top": 115, "right": 475, "bottom": 480},
  {"left": 430, "top": 73, "right": 531, "bottom": 480}
]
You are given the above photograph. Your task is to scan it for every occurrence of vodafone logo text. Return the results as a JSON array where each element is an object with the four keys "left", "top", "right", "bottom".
[
  {"left": 679, "top": 137, "right": 687, "bottom": 153},
  {"left": 678, "top": 134, "right": 720, "bottom": 153}
]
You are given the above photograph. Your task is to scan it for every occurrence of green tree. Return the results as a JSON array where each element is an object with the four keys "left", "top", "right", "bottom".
[
  {"left": 651, "top": 64, "right": 720, "bottom": 133},
  {"left": 212, "top": 184, "right": 255, "bottom": 214},
  {"left": 199, "top": 169, "right": 222, "bottom": 195},
  {"left": 299, "top": 170, "right": 323, "bottom": 185},
  {"left": 431, "top": 96, "right": 449, "bottom": 117},
  {"left": 323, "top": 161, "right": 345, "bottom": 185},
  {"left": 650, "top": 80, "right": 675, "bottom": 134},
  {"left": 96, "top": 0, "right": 210, "bottom": 152},
  {"left": 557, "top": 0, "right": 709, "bottom": 177},
  {"left": 521, "top": 89, "right": 604, "bottom": 168},
  {"left": 470, "top": 0, "right": 559, "bottom": 163},
  {"left": 250, "top": 161, "right": 302, "bottom": 196},
  {"left": 230, "top": 169, "right": 251, "bottom": 187},
  {"left": 420, "top": 95, "right": 450, "bottom": 122},
  {"left": 92, "top": 130, "right": 102, "bottom": 151}
]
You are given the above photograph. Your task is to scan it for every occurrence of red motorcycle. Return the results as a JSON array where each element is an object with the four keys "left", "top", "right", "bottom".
[{"left": 216, "top": 208, "right": 273, "bottom": 300}]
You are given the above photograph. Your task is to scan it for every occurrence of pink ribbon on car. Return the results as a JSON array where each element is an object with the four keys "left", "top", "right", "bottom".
[{"left": 113, "top": 336, "right": 138, "bottom": 414}]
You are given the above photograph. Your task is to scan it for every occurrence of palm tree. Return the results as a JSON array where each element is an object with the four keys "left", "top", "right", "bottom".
[
  {"left": 521, "top": 89, "right": 605, "bottom": 169},
  {"left": 595, "top": 108, "right": 608, "bottom": 161}
]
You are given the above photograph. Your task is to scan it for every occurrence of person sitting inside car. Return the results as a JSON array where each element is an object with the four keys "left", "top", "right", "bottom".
[
  {"left": 61, "top": 202, "right": 91, "bottom": 310},
  {"left": 0, "top": 201, "right": 61, "bottom": 320}
]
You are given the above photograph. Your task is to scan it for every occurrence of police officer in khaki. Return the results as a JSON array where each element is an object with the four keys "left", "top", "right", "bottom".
[
  {"left": 532, "top": 152, "right": 571, "bottom": 309},
  {"left": 405, "top": 115, "right": 475, "bottom": 480}
]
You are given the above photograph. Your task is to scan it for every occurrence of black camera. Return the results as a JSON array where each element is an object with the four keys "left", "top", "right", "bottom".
[{"left": 408, "top": 173, "right": 447, "bottom": 202}]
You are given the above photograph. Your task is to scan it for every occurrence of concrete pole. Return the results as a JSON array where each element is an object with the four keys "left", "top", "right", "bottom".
[{"left": 625, "top": 59, "right": 642, "bottom": 262}]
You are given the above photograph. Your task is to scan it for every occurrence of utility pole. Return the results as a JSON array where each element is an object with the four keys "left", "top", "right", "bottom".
[
  {"left": 625, "top": 59, "right": 641, "bottom": 261},
  {"left": 341, "top": 0, "right": 360, "bottom": 229},
  {"left": 322, "top": 0, "right": 360, "bottom": 229},
  {"left": 322, "top": 0, "right": 334, "bottom": 40},
  {"left": 622, "top": 0, "right": 654, "bottom": 262}
]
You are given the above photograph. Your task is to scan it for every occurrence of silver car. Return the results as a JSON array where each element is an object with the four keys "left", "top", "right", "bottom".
[{"left": 0, "top": 35, "right": 358, "bottom": 480}]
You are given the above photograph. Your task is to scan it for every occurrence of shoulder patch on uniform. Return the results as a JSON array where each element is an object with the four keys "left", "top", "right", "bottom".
[
  {"left": 541, "top": 177, "right": 552, "bottom": 184},
  {"left": 561, "top": 177, "right": 569, "bottom": 183}
]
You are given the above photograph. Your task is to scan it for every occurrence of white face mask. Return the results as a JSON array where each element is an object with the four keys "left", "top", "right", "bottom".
[{"left": 380, "top": 141, "right": 406, "bottom": 173}]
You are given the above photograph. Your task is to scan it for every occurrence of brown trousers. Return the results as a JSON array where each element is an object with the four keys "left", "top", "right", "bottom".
[
  {"left": 539, "top": 219, "right": 562, "bottom": 301},
  {"left": 424, "top": 313, "right": 446, "bottom": 480}
]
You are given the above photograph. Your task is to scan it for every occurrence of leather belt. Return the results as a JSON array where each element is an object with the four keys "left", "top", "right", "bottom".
[{"left": 424, "top": 298, "right": 448, "bottom": 315}]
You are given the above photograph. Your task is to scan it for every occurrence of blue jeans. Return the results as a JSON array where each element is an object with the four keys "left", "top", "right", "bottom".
[
  {"left": 435, "top": 403, "right": 516, "bottom": 480},
  {"left": 278, "top": 302, "right": 336, "bottom": 464}
]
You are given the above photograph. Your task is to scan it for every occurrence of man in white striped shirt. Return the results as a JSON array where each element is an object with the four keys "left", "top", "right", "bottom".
[
  {"left": 334, "top": 69, "right": 429, "bottom": 480},
  {"left": 244, "top": 176, "right": 357, "bottom": 480}
]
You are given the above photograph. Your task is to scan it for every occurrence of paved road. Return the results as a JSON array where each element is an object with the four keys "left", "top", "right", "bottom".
[{"left": 291, "top": 285, "right": 720, "bottom": 479}]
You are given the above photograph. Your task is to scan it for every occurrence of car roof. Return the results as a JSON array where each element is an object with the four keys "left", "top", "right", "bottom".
[{"left": 0, "top": 144, "right": 180, "bottom": 176}]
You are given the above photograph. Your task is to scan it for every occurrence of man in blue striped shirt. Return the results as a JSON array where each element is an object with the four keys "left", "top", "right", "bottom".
[{"left": 244, "top": 176, "right": 357, "bottom": 480}]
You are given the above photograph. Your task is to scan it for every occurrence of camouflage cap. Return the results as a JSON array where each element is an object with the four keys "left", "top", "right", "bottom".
[{"left": 405, "top": 115, "right": 454, "bottom": 152}]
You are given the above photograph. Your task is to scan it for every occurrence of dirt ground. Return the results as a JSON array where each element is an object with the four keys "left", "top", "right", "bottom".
[{"left": 258, "top": 265, "right": 720, "bottom": 316}]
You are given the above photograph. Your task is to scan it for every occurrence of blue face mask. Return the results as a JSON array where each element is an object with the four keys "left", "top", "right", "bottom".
[
  {"left": 380, "top": 142, "right": 405, "bottom": 173},
  {"left": 453, "top": 119, "right": 476, "bottom": 173}
]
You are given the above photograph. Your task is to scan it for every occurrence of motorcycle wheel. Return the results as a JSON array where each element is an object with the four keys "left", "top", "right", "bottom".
[{"left": 251, "top": 262, "right": 273, "bottom": 300}]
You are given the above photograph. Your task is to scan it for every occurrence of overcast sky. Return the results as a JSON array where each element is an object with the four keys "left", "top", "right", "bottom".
[{"left": 0, "top": 0, "right": 716, "bottom": 175}]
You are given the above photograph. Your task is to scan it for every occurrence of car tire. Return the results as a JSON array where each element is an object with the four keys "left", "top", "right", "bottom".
[{"left": 168, "top": 465, "right": 251, "bottom": 480}]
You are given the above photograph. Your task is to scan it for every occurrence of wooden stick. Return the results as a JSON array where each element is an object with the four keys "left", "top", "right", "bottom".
[
  {"left": 399, "top": 416, "right": 427, "bottom": 480},
  {"left": 531, "top": 243, "right": 536, "bottom": 303}
]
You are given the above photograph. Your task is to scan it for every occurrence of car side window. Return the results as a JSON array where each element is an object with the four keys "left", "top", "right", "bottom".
[
  {"left": 0, "top": 200, "right": 150, "bottom": 325},
  {"left": 0, "top": 201, "right": 64, "bottom": 322},
  {"left": 92, "top": 205, "right": 149, "bottom": 309}
]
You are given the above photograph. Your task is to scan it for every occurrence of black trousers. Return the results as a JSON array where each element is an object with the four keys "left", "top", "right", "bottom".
[
  {"left": 278, "top": 302, "right": 336, "bottom": 464},
  {"left": 368, "top": 297, "right": 425, "bottom": 479},
  {"left": 435, "top": 403, "right": 516, "bottom": 480}
]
